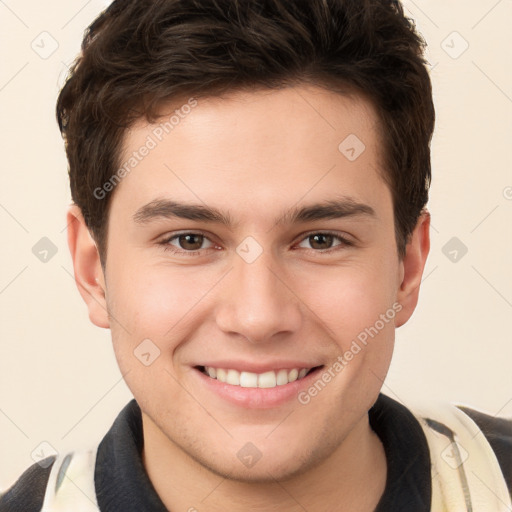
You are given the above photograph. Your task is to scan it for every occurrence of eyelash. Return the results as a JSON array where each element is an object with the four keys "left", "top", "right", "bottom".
[{"left": 157, "top": 230, "right": 354, "bottom": 256}]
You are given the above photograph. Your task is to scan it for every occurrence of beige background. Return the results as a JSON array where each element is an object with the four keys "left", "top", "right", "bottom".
[{"left": 1, "top": 0, "right": 511, "bottom": 490}]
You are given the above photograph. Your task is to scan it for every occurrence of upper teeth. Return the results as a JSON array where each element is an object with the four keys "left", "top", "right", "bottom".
[{"left": 204, "top": 366, "right": 310, "bottom": 388}]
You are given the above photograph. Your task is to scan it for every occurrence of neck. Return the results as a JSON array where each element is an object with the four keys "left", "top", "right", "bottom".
[{"left": 142, "top": 413, "right": 387, "bottom": 512}]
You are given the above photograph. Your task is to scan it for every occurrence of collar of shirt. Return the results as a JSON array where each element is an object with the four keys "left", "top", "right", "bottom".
[{"left": 94, "top": 392, "right": 431, "bottom": 512}]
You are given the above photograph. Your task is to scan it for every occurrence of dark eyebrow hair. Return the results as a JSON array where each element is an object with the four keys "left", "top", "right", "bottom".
[
  {"left": 132, "top": 196, "right": 376, "bottom": 227},
  {"left": 276, "top": 197, "right": 376, "bottom": 225},
  {"left": 133, "top": 199, "right": 235, "bottom": 226}
]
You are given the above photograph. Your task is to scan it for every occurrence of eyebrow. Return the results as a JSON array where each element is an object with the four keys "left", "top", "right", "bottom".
[{"left": 132, "top": 196, "right": 376, "bottom": 228}]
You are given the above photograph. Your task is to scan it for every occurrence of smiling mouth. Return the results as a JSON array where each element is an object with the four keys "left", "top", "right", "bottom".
[{"left": 195, "top": 365, "right": 323, "bottom": 389}]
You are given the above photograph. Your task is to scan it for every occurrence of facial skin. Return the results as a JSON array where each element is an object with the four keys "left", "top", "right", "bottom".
[{"left": 67, "top": 84, "right": 430, "bottom": 511}]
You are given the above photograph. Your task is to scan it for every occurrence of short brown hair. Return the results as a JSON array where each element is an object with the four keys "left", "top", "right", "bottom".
[{"left": 57, "top": 0, "right": 435, "bottom": 265}]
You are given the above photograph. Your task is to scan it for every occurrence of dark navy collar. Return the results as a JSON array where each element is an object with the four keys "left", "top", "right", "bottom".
[
  {"left": 371, "top": 393, "right": 431, "bottom": 511},
  {"left": 94, "top": 392, "right": 431, "bottom": 511}
]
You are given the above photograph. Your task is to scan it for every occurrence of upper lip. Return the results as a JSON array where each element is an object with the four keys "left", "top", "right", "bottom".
[{"left": 194, "top": 361, "right": 323, "bottom": 373}]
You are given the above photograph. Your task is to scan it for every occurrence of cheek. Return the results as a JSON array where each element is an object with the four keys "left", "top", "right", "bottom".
[
  {"left": 108, "top": 263, "right": 212, "bottom": 336},
  {"left": 297, "top": 260, "right": 398, "bottom": 348},
  {"left": 106, "top": 264, "right": 226, "bottom": 388},
  {"left": 106, "top": 265, "right": 197, "bottom": 398}
]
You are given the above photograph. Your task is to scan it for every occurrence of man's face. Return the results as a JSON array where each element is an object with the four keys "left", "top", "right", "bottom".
[{"left": 97, "top": 85, "right": 416, "bottom": 481}]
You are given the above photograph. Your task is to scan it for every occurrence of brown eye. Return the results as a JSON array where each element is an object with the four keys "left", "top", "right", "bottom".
[
  {"left": 177, "top": 233, "right": 204, "bottom": 250},
  {"left": 159, "top": 232, "right": 216, "bottom": 254},
  {"left": 308, "top": 233, "right": 334, "bottom": 250},
  {"left": 296, "top": 232, "right": 352, "bottom": 252}
]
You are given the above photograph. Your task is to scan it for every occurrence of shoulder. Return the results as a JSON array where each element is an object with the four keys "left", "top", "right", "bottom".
[
  {"left": 0, "top": 400, "right": 138, "bottom": 511},
  {"left": 0, "top": 456, "right": 56, "bottom": 512},
  {"left": 456, "top": 404, "right": 512, "bottom": 495},
  {"left": 1, "top": 448, "right": 99, "bottom": 512},
  {"left": 398, "top": 395, "right": 512, "bottom": 507}
]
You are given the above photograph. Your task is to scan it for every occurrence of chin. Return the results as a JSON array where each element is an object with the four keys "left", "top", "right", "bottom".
[
  {"left": 195, "top": 453, "right": 314, "bottom": 484},
  {"left": 180, "top": 432, "right": 330, "bottom": 484}
]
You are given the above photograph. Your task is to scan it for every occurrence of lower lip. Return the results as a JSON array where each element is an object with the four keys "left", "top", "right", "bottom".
[{"left": 192, "top": 367, "right": 324, "bottom": 409}]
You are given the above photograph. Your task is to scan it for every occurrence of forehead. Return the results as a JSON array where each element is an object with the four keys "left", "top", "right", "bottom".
[{"left": 113, "top": 84, "right": 389, "bottom": 223}]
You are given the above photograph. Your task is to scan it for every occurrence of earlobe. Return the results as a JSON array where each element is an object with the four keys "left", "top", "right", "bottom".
[
  {"left": 395, "top": 210, "right": 431, "bottom": 328},
  {"left": 66, "top": 204, "right": 110, "bottom": 329}
]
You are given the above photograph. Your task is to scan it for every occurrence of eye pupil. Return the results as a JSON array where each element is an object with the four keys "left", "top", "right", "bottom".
[
  {"left": 310, "top": 233, "right": 333, "bottom": 250},
  {"left": 179, "top": 234, "right": 203, "bottom": 250}
]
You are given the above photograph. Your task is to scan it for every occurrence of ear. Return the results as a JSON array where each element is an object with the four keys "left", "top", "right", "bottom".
[
  {"left": 66, "top": 204, "right": 110, "bottom": 329},
  {"left": 394, "top": 210, "right": 431, "bottom": 328}
]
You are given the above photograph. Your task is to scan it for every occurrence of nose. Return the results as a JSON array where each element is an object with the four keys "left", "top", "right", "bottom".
[{"left": 215, "top": 251, "right": 302, "bottom": 344}]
